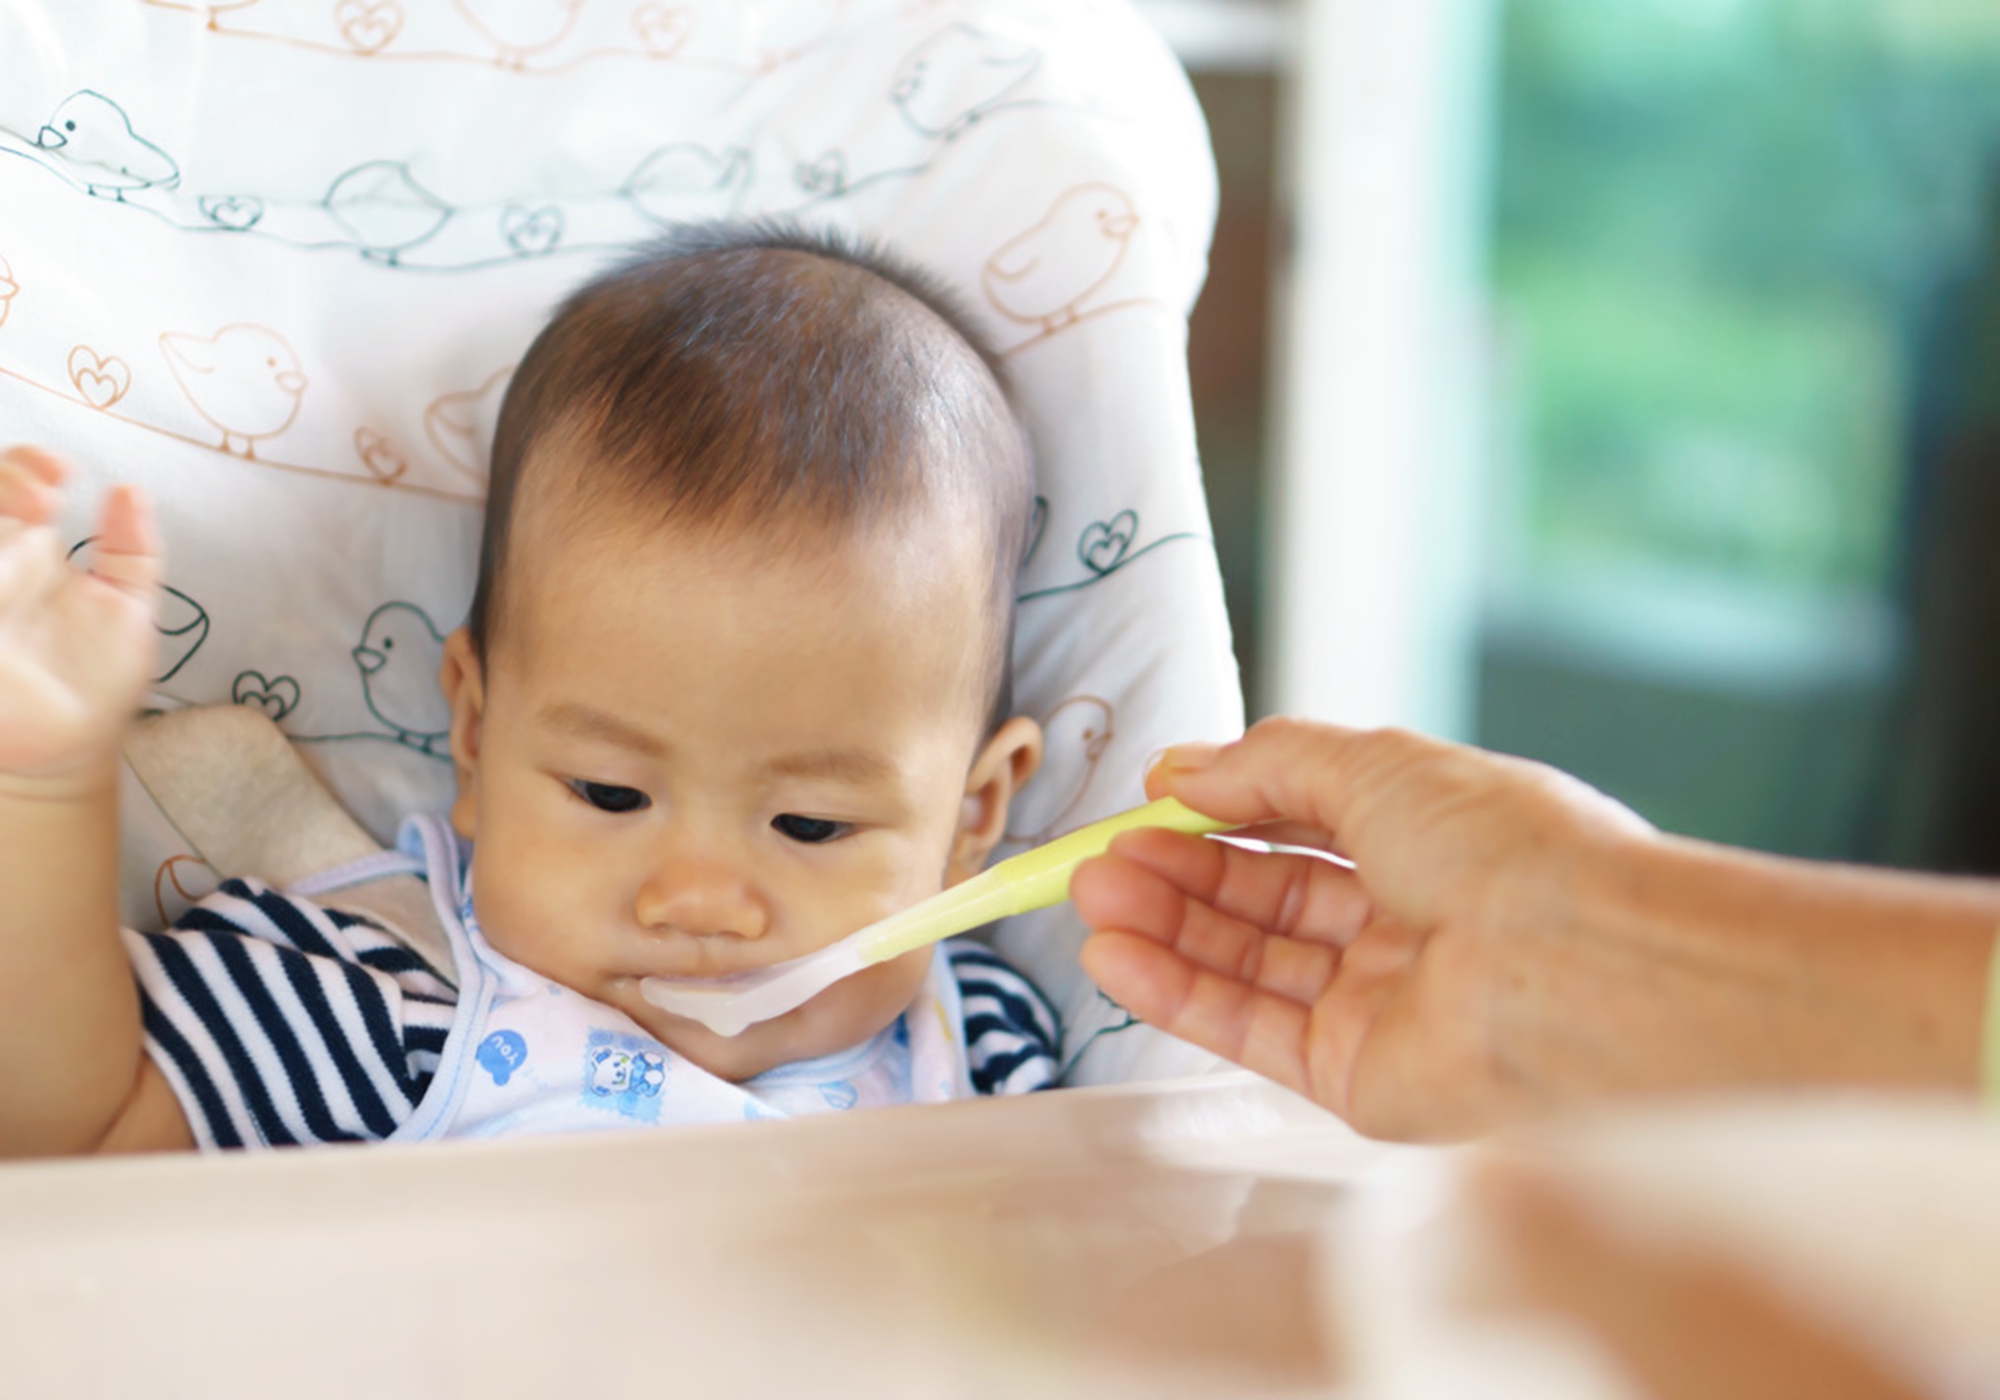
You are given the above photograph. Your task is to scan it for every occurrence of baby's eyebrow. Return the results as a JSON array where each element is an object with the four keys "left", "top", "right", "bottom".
[
  {"left": 762, "top": 749, "right": 895, "bottom": 786},
  {"left": 536, "top": 701, "right": 667, "bottom": 758}
]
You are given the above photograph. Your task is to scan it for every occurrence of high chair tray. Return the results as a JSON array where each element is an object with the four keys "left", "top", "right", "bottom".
[{"left": 0, "top": 1071, "right": 1395, "bottom": 1399}]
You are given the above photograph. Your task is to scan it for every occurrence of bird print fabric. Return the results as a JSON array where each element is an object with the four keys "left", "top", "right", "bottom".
[
  {"left": 160, "top": 325, "right": 308, "bottom": 457},
  {"left": 1, "top": 0, "right": 1240, "bottom": 1088},
  {"left": 33, "top": 90, "right": 178, "bottom": 199},
  {"left": 983, "top": 184, "right": 1139, "bottom": 337},
  {"left": 351, "top": 603, "right": 451, "bottom": 756}
]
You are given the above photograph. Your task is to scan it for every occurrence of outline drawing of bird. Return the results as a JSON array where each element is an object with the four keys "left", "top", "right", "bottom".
[
  {"left": 424, "top": 366, "right": 514, "bottom": 483},
  {"left": 452, "top": 0, "right": 585, "bottom": 67},
  {"left": 160, "top": 324, "right": 309, "bottom": 459},
  {"left": 34, "top": 91, "right": 180, "bottom": 201},
  {"left": 890, "top": 25, "right": 1040, "bottom": 140},
  {"left": 325, "top": 161, "right": 452, "bottom": 265},
  {"left": 982, "top": 184, "right": 1138, "bottom": 335},
  {"left": 621, "top": 144, "right": 753, "bottom": 226},
  {"left": 154, "top": 583, "right": 211, "bottom": 682},
  {"left": 1005, "top": 695, "right": 1114, "bottom": 844},
  {"left": 353, "top": 602, "right": 451, "bottom": 756},
  {"left": 154, "top": 853, "right": 222, "bottom": 930}
]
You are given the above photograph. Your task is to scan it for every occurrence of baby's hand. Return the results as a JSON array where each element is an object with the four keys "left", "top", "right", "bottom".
[{"left": 0, "top": 447, "right": 160, "bottom": 792}]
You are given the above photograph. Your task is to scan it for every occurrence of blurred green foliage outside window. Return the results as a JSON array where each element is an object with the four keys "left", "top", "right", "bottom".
[{"left": 1495, "top": 0, "right": 2000, "bottom": 600}]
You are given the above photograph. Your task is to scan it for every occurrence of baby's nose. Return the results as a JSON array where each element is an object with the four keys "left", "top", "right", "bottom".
[{"left": 634, "top": 854, "right": 770, "bottom": 942}]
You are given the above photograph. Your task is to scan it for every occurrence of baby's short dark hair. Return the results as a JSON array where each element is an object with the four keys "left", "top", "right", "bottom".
[{"left": 471, "top": 220, "right": 1034, "bottom": 733}]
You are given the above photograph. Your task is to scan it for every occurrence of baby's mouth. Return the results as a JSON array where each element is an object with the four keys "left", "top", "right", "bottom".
[{"left": 636, "top": 935, "right": 810, "bottom": 983}]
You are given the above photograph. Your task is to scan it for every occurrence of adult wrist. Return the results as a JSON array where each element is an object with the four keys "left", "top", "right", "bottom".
[{"left": 1504, "top": 824, "right": 1992, "bottom": 1096}]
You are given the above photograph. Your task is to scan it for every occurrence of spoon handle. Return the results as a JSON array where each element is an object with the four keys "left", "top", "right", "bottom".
[{"left": 858, "top": 798, "right": 1238, "bottom": 964}]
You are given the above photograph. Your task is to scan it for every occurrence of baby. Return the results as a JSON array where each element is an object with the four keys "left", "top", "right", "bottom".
[{"left": 0, "top": 223, "right": 1059, "bottom": 1156}]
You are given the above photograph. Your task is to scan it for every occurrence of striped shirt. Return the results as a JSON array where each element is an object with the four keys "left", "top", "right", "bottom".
[{"left": 126, "top": 878, "right": 1059, "bottom": 1150}]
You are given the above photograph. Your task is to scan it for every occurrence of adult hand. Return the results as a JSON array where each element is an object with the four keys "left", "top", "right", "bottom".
[
  {"left": 1072, "top": 718, "right": 1998, "bottom": 1140},
  {"left": 1074, "top": 719, "right": 1649, "bottom": 1138}
]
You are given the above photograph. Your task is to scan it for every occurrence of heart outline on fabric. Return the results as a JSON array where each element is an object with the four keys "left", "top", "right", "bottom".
[
  {"left": 198, "top": 194, "right": 265, "bottom": 230},
  {"left": 336, "top": 0, "right": 405, "bottom": 54},
  {"left": 1078, "top": 510, "right": 1138, "bottom": 576},
  {"left": 67, "top": 345, "right": 131, "bottom": 409},
  {"left": 353, "top": 427, "right": 408, "bottom": 483},
  {"left": 631, "top": 3, "right": 692, "bottom": 56},
  {"left": 231, "top": 670, "right": 302, "bottom": 722},
  {"left": 500, "top": 204, "right": 564, "bottom": 256}
]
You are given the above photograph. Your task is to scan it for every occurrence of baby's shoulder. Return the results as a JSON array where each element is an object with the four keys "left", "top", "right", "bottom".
[
  {"left": 162, "top": 875, "right": 455, "bottom": 993},
  {"left": 942, "top": 941, "right": 1060, "bottom": 1095},
  {"left": 127, "top": 877, "right": 459, "bottom": 1149}
]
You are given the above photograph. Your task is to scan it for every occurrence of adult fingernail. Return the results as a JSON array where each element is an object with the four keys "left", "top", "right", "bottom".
[{"left": 1158, "top": 742, "right": 1222, "bottom": 775}]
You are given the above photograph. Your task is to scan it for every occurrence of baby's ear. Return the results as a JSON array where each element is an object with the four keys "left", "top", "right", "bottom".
[
  {"left": 947, "top": 716, "right": 1043, "bottom": 886},
  {"left": 438, "top": 628, "right": 485, "bottom": 840}
]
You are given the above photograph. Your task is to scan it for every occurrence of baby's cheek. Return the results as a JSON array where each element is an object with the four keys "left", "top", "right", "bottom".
[
  {"left": 754, "top": 949, "right": 930, "bottom": 1060},
  {"left": 471, "top": 844, "right": 583, "bottom": 978},
  {"left": 866, "top": 946, "right": 935, "bottom": 1017},
  {"left": 818, "top": 946, "right": 931, "bottom": 1037}
]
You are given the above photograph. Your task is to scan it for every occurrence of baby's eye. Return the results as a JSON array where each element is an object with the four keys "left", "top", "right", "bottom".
[
  {"left": 570, "top": 780, "right": 649, "bottom": 814},
  {"left": 772, "top": 814, "right": 848, "bottom": 844}
]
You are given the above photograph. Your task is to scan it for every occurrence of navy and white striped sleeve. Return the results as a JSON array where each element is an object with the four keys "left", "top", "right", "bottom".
[
  {"left": 946, "top": 942, "right": 1061, "bottom": 1095},
  {"left": 122, "top": 879, "right": 458, "bottom": 1150}
]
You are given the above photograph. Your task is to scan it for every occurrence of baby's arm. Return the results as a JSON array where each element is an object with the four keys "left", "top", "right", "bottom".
[{"left": 0, "top": 447, "right": 189, "bottom": 1155}]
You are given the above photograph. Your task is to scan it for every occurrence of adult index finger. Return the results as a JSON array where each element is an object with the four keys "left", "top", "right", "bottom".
[
  {"left": 1083, "top": 828, "right": 1372, "bottom": 950},
  {"left": 1151, "top": 718, "right": 1456, "bottom": 850}
]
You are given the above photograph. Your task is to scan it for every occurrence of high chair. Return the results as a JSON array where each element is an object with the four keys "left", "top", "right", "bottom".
[{"left": 3, "top": 0, "right": 1242, "bottom": 1087}]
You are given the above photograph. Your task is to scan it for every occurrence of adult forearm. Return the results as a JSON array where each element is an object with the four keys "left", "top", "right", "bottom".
[
  {"left": 0, "top": 768, "right": 145, "bottom": 1155},
  {"left": 1517, "top": 833, "right": 2000, "bottom": 1098}
]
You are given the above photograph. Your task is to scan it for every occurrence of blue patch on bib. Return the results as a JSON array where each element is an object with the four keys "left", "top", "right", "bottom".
[
  {"left": 581, "top": 1029, "right": 669, "bottom": 1123},
  {"left": 475, "top": 1030, "right": 528, "bottom": 1086}
]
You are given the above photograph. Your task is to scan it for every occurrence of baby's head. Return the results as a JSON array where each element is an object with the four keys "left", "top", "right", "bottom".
[{"left": 439, "top": 223, "right": 1044, "bottom": 1082}]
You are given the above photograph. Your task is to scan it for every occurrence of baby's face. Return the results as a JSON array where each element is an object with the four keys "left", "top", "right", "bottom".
[{"left": 440, "top": 506, "right": 1038, "bottom": 1082}]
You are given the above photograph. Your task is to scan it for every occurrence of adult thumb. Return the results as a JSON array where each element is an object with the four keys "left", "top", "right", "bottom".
[{"left": 1147, "top": 717, "right": 1390, "bottom": 840}]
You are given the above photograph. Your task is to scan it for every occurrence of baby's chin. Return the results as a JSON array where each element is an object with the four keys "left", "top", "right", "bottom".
[{"left": 623, "top": 947, "right": 934, "bottom": 1084}]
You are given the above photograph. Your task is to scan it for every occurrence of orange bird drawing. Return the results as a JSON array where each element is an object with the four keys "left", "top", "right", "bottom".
[
  {"left": 983, "top": 184, "right": 1138, "bottom": 334},
  {"left": 1005, "top": 696, "right": 1115, "bottom": 844},
  {"left": 161, "top": 324, "right": 308, "bottom": 458}
]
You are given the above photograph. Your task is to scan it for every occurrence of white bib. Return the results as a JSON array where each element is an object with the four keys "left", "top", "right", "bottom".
[{"left": 304, "top": 814, "right": 974, "bottom": 1141}]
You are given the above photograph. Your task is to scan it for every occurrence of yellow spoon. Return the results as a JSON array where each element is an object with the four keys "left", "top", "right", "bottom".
[{"left": 639, "top": 797, "right": 1237, "bottom": 1037}]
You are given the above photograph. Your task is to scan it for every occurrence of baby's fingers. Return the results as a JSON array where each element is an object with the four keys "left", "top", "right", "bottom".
[
  {"left": 0, "top": 446, "right": 69, "bottom": 526},
  {"left": 0, "top": 520, "right": 65, "bottom": 621},
  {"left": 86, "top": 484, "right": 161, "bottom": 608}
]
